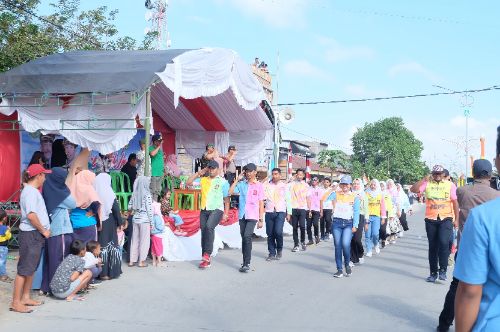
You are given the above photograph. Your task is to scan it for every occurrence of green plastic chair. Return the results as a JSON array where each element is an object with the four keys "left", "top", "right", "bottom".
[{"left": 111, "top": 171, "right": 132, "bottom": 211}]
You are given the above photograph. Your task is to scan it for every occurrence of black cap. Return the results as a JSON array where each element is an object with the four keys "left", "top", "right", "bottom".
[
  {"left": 473, "top": 159, "right": 492, "bottom": 177},
  {"left": 207, "top": 160, "right": 219, "bottom": 169},
  {"left": 152, "top": 134, "right": 163, "bottom": 142},
  {"left": 243, "top": 163, "right": 257, "bottom": 171},
  {"left": 228, "top": 145, "right": 236, "bottom": 151},
  {"left": 443, "top": 169, "right": 450, "bottom": 177}
]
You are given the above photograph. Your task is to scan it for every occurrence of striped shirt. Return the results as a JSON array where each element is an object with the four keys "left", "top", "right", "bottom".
[{"left": 129, "top": 194, "right": 153, "bottom": 224}]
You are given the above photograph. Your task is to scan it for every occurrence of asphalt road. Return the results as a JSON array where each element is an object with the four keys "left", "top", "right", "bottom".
[{"left": 0, "top": 204, "right": 453, "bottom": 332}]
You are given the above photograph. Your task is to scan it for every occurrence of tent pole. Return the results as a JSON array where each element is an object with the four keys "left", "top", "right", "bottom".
[{"left": 144, "top": 88, "right": 152, "bottom": 177}]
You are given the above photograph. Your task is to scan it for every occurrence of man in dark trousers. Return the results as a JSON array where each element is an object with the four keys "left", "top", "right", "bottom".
[{"left": 436, "top": 159, "right": 500, "bottom": 332}]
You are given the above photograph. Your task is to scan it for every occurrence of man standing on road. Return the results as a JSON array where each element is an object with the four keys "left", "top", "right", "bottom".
[
  {"left": 411, "top": 165, "right": 460, "bottom": 282},
  {"left": 263, "top": 168, "right": 291, "bottom": 261},
  {"left": 229, "top": 163, "right": 265, "bottom": 272},
  {"left": 319, "top": 178, "right": 334, "bottom": 241},
  {"left": 187, "top": 160, "right": 230, "bottom": 269},
  {"left": 437, "top": 159, "right": 500, "bottom": 332},
  {"left": 149, "top": 134, "right": 164, "bottom": 201},
  {"left": 289, "top": 169, "right": 310, "bottom": 252},
  {"left": 454, "top": 127, "right": 500, "bottom": 332},
  {"left": 306, "top": 177, "right": 323, "bottom": 245}
]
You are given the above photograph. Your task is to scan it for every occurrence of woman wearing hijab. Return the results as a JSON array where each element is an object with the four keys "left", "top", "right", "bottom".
[
  {"left": 69, "top": 170, "right": 102, "bottom": 243},
  {"left": 95, "top": 173, "right": 125, "bottom": 279},
  {"left": 396, "top": 183, "right": 411, "bottom": 233},
  {"left": 128, "top": 176, "right": 153, "bottom": 267},
  {"left": 364, "top": 179, "right": 386, "bottom": 257},
  {"left": 40, "top": 167, "right": 77, "bottom": 294},
  {"left": 350, "top": 178, "right": 368, "bottom": 266},
  {"left": 379, "top": 181, "right": 394, "bottom": 249},
  {"left": 386, "top": 179, "right": 401, "bottom": 244}
]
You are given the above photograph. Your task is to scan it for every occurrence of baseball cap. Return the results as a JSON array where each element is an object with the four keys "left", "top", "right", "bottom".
[
  {"left": 473, "top": 159, "right": 492, "bottom": 177},
  {"left": 339, "top": 175, "right": 352, "bottom": 185},
  {"left": 243, "top": 163, "right": 257, "bottom": 172},
  {"left": 152, "top": 134, "right": 163, "bottom": 142},
  {"left": 26, "top": 164, "right": 51, "bottom": 177},
  {"left": 206, "top": 143, "right": 215, "bottom": 149},
  {"left": 432, "top": 165, "right": 445, "bottom": 174},
  {"left": 207, "top": 160, "right": 219, "bottom": 169},
  {"left": 443, "top": 169, "right": 450, "bottom": 177},
  {"left": 228, "top": 145, "right": 236, "bottom": 151}
]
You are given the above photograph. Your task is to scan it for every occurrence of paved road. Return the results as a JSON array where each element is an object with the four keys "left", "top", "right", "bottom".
[{"left": 0, "top": 204, "right": 453, "bottom": 331}]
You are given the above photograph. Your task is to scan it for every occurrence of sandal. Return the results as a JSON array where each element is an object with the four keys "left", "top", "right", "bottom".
[
  {"left": 9, "top": 307, "right": 33, "bottom": 314},
  {"left": 66, "top": 295, "right": 85, "bottom": 302},
  {"left": 138, "top": 263, "right": 148, "bottom": 268}
]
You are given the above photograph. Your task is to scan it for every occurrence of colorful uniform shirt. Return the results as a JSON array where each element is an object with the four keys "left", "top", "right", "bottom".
[
  {"left": 289, "top": 181, "right": 309, "bottom": 210},
  {"left": 234, "top": 180, "right": 265, "bottom": 220},
  {"left": 200, "top": 176, "right": 229, "bottom": 211},
  {"left": 328, "top": 191, "right": 361, "bottom": 228},
  {"left": 263, "top": 180, "right": 291, "bottom": 214},
  {"left": 307, "top": 186, "right": 324, "bottom": 212}
]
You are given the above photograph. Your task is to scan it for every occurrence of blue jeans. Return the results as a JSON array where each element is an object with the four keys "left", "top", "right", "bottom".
[
  {"left": 332, "top": 218, "right": 353, "bottom": 270},
  {"left": 0, "top": 246, "right": 7, "bottom": 276},
  {"left": 365, "top": 216, "right": 381, "bottom": 253},
  {"left": 265, "top": 212, "right": 286, "bottom": 255}
]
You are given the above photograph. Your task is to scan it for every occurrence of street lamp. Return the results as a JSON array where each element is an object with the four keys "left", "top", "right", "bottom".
[{"left": 433, "top": 85, "right": 474, "bottom": 180}]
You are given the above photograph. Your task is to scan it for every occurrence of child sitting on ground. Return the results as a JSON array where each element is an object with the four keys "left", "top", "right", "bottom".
[
  {"left": 84, "top": 240, "right": 102, "bottom": 284},
  {"left": 0, "top": 211, "right": 13, "bottom": 283},
  {"left": 50, "top": 239, "right": 93, "bottom": 301},
  {"left": 151, "top": 201, "right": 165, "bottom": 267},
  {"left": 160, "top": 190, "right": 187, "bottom": 236}
]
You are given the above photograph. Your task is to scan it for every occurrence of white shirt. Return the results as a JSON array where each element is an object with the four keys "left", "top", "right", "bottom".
[{"left": 20, "top": 184, "right": 50, "bottom": 232}]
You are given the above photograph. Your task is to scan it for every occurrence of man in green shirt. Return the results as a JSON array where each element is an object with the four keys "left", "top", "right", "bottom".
[{"left": 149, "top": 134, "right": 164, "bottom": 201}]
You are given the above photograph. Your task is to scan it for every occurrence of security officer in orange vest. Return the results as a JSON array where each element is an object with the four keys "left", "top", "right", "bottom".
[{"left": 411, "top": 165, "right": 459, "bottom": 283}]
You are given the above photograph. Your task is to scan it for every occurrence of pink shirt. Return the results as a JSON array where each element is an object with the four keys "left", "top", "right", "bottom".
[
  {"left": 244, "top": 182, "right": 264, "bottom": 220},
  {"left": 419, "top": 181, "right": 457, "bottom": 200},
  {"left": 289, "top": 181, "right": 309, "bottom": 210},
  {"left": 264, "top": 181, "right": 288, "bottom": 213},
  {"left": 307, "top": 186, "right": 324, "bottom": 212}
]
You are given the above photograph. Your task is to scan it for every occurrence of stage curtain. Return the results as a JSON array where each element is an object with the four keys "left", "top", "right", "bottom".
[{"left": 0, "top": 113, "right": 21, "bottom": 201}]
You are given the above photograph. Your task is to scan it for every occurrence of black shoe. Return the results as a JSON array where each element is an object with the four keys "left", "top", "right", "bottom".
[
  {"left": 426, "top": 273, "right": 438, "bottom": 283},
  {"left": 306, "top": 240, "right": 314, "bottom": 245},
  {"left": 266, "top": 254, "right": 275, "bottom": 261},
  {"left": 276, "top": 251, "right": 282, "bottom": 260},
  {"left": 239, "top": 264, "right": 250, "bottom": 273},
  {"left": 345, "top": 266, "right": 352, "bottom": 276},
  {"left": 315, "top": 236, "right": 320, "bottom": 244},
  {"left": 436, "top": 326, "right": 450, "bottom": 332},
  {"left": 333, "top": 270, "right": 343, "bottom": 278},
  {"left": 438, "top": 270, "right": 447, "bottom": 281},
  {"left": 301, "top": 243, "right": 307, "bottom": 251}
]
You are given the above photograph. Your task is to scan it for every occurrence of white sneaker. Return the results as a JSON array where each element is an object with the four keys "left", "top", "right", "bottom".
[
  {"left": 375, "top": 245, "right": 380, "bottom": 254},
  {"left": 349, "top": 261, "right": 355, "bottom": 268},
  {"left": 365, "top": 251, "right": 372, "bottom": 257},
  {"left": 359, "top": 257, "right": 365, "bottom": 264}
]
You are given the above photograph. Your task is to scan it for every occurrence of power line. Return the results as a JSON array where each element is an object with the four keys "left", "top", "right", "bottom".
[
  {"left": 275, "top": 85, "right": 500, "bottom": 106},
  {"left": 1, "top": 0, "right": 102, "bottom": 48}
]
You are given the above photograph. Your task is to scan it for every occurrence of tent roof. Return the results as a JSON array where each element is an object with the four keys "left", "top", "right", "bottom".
[{"left": 0, "top": 49, "right": 190, "bottom": 95}]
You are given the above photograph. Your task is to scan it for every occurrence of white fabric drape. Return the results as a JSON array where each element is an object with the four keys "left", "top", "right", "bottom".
[
  {"left": 156, "top": 48, "right": 264, "bottom": 110},
  {"left": 176, "top": 129, "right": 273, "bottom": 166},
  {"left": 0, "top": 94, "right": 150, "bottom": 154}
]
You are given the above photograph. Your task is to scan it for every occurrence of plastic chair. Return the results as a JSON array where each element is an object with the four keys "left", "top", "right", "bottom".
[{"left": 111, "top": 172, "right": 132, "bottom": 211}]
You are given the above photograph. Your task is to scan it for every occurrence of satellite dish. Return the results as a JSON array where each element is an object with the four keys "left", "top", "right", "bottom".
[{"left": 279, "top": 108, "right": 295, "bottom": 124}]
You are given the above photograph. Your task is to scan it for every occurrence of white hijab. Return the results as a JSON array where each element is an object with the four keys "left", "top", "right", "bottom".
[
  {"left": 94, "top": 173, "right": 116, "bottom": 219},
  {"left": 130, "top": 176, "right": 151, "bottom": 210}
]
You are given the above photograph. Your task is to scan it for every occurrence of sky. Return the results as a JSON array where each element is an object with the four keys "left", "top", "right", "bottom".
[{"left": 39, "top": 0, "right": 500, "bottom": 175}]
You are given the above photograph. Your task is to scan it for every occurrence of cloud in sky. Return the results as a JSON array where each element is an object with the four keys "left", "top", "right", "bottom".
[
  {"left": 344, "top": 84, "right": 387, "bottom": 98},
  {"left": 283, "top": 59, "right": 334, "bottom": 81},
  {"left": 218, "top": 0, "right": 308, "bottom": 28},
  {"left": 187, "top": 15, "right": 212, "bottom": 24},
  {"left": 388, "top": 61, "right": 440, "bottom": 82},
  {"left": 316, "top": 36, "right": 375, "bottom": 62}
]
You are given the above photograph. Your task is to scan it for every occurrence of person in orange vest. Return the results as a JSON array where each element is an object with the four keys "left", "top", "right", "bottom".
[{"left": 411, "top": 165, "right": 459, "bottom": 282}]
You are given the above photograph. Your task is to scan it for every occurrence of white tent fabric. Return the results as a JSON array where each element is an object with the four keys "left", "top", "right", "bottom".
[
  {"left": 156, "top": 48, "right": 264, "bottom": 110},
  {"left": 0, "top": 94, "right": 148, "bottom": 154},
  {"left": 175, "top": 129, "right": 273, "bottom": 166}
]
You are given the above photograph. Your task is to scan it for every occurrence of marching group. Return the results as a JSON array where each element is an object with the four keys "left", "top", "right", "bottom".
[{"left": 3, "top": 126, "right": 500, "bottom": 332}]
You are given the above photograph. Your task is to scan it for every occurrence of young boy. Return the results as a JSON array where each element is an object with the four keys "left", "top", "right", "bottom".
[
  {"left": 84, "top": 240, "right": 102, "bottom": 283},
  {"left": 50, "top": 239, "right": 92, "bottom": 301},
  {"left": 0, "top": 210, "right": 12, "bottom": 282}
]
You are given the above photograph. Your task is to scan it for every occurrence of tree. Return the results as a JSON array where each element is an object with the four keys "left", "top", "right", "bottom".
[
  {"left": 0, "top": 0, "right": 155, "bottom": 73},
  {"left": 350, "top": 117, "right": 429, "bottom": 184},
  {"left": 318, "top": 149, "right": 351, "bottom": 172}
]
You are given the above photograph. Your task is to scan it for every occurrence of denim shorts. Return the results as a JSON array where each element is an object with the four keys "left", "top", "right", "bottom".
[{"left": 52, "top": 279, "right": 81, "bottom": 299}]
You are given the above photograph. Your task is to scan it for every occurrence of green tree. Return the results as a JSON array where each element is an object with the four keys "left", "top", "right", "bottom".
[
  {"left": 318, "top": 149, "right": 351, "bottom": 172},
  {"left": 0, "top": 0, "right": 155, "bottom": 73},
  {"left": 350, "top": 117, "right": 428, "bottom": 184}
]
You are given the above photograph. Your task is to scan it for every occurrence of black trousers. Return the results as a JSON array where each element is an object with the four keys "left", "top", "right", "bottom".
[
  {"left": 239, "top": 218, "right": 257, "bottom": 266},
  {"left": 306, "top": 210, "right": 320, "bottom": 241},
  {"left": 320, "top": 209, "right": 332, "bottom": 237},
  {"left": 400, "top": 210, "right": 409, "bottom": 231},
  {"left": 291, "top": 208, "right": 306, "bottom": 246},
  {"left": 379, "top": 218, "right": 388, "bottom": 244},
  {"left": 438, "top": 253, "right": 459, "bottom": 330},
  {"left": 350, "top": 215, "right": 365, "bottom": 263},
  {"left": 200, "top": 209, "right": 223, "bottom": 255},
  {"left": 425, "top": 218, "right": 453, "bottom": 274}
]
